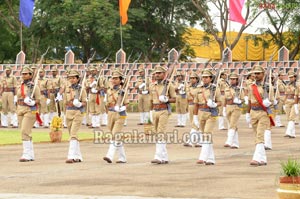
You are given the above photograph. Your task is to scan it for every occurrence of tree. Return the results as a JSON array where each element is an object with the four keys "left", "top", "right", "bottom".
[
  {"left": 191, "top": 0, "right": 263, "bottom": 60},
  {"left": 257, "top": 0, "right": 300, "bottom": 60}
]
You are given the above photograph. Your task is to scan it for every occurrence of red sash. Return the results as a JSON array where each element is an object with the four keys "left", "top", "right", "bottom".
[
  {"left": 251, "top": 84, "right": 275, "bottom": 126},
  {"left": 96, "top": 94, "right": 100, "bottom": 105}
]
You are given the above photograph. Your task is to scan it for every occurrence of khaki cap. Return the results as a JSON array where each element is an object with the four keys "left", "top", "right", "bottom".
[
  {"left": 176, "top": 71, "right": 183, "bottom": 76},
  {"left": 190, "top": 72, "right": 199, "bottom": 79},
  {"left": 138, "top": 67, "right": 145, "bottom": 73},
  {"left": 112, "top": 69, "right": 124, "bottom": 78},
  {"left": 278, "top": 71, "right": 285, "bottom": 76},
  {"left": 154, "top": 66, "right": 167, "bottom": 73},
  {"left": 21, "top": 66, "right": 33, "bottom": 74},
  {"left": 201, "top": 69, "right": 213, "bottom": 77},
  {"left": 51, "top": 66, "right": 58, "bottom": 71},
  {"left": 5, "top": 66, "right": 12, "bottom": 71},
  {"left": 89, "top": 66, "right": 97, "bottom": 71},
  {"left": 31, "top": 65, "right": 37, "bottom": 69},
  {"left": 288, "top": 71, "right": 296, "bottom": 78},
  {"left": 252, "top": 65, "right": 265, "bottom": 73},
  {"left": 229, "top": 72, "right": 239, "bottom": 79},
  {"left": 67, "top": 70, "right": 80, "bottom": 77}
]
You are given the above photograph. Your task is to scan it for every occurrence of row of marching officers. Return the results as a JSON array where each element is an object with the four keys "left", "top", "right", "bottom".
[{"left": 17, "top": 64, "right": 278, "bottom": 167}]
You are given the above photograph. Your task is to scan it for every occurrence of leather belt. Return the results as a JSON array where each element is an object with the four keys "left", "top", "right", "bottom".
[
  {"left": 66, "top": 106, "right": 81, "bottom": 111},
  {"left": 188, "top": 99, "right": 194, "bottom": 105},
  {"left": 17, "top": 99, "right": 27, "bottom": 106},
  {"left": 226, "top": 99, "right": 233, "bottom": 105},
  {"left": 153, "top": 103, "right": 168, "bottom": 111},
  {"left": 198, "top": 104, "right": 209, "bottom": 109},
  {"left": 3, "top": 88, "right": 14, "bottom": 92},
  {"left": 286, "top": 94, "right": 295, "bottom": 99}
]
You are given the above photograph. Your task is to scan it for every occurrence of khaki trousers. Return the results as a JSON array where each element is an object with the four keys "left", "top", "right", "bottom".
[
  {"left": 89, "top": 93, "right": 100, "bottom": 114},
  {"left": 17, "top": 106, "right": 36, "bottom": 141},
  {"left": 138, "top": 94, "right": 151, "bottom": 112},
  {"left": 2, "top": 92, "right": 15, "bottom": 114},
  {"left": 176, "top": 96, "right": 188, "bottom": 114},
  {"left": 107, "top": 111, "right": 125, "bottom": 140},
  {"left": 153, "top": 110, "right": 169, "bottom": 134},
  {"left": 66, "top": 110, "right": 83, "bottom": 140},
  {"left": 226, "top": 105, "right": 242, "bottom": 130},
  {"left": 250, "top": 110, "right": 270, "bottom": 144}
]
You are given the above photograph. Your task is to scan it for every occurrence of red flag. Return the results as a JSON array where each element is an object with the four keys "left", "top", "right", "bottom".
[
  {"left": 229, "top": 0, "right": 246, "bottom": 25},
  {"left": 119, "top": 0, "right": 131, "bottom": 25}
]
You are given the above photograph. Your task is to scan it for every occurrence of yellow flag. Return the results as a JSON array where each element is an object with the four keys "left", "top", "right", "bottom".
[{"left": 119, "top": 0, "right": 131, "bottom": 25}]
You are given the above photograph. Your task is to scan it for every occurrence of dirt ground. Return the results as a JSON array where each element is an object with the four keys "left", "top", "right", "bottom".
[{"left": 0, "top": 113, "right": 299, "bottom": 199}]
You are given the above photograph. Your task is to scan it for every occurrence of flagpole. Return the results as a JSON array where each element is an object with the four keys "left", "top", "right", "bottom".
[
  {"left": 20, "top": 22, "right": 23, "bottom": 51},
  {"left": 120, "top": 17, "right": 123, "bottom": 50}
]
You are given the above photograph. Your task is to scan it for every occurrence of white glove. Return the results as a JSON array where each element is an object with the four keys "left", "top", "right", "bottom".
[
  {"left": 263, "top": 98, "right": 272, "bottom": 107},
  {"left": 273, "top": 99, "right": 278, "bottom": 105},
  {"left": 142, "top": 90, "right": 149, "bottom": 95},
  {"left": 24, "top": 96, "right": 36, "bottom": 106},
  {"left": 73, "top": 99, "right": 82, "bottom": 108},
  {"left": 114, "top": 105, "right": 120, "bottom": 112},
  {"left": 46, "top": 98, "right": 51, "bottom": 105},
  {"left": 245, "top": 113, "right": 251, "bottom": 123},
  {"left": 283, "top": 105, "right": 286, "bottom": 112},
  {"left": 294, "top": 104, "right": 299, "bottom": 115},
  {"left": 55, "top": 93, "right": 63, "bottom": 102},
  {"left": 179, "top": 90, "right": 186, "bottom": 95},
  {"left": 104, "top": 94, "right": 107, "bottom": 103},
  {"left": 89, "top": 80, "right": 97, "bottom": 88},
  {"left": 178, "top": 83, "right": 184, "bottom": 90},
  {"left": 13, "top": 95, "right": 17, "bottom": 104},
  {"left": 86, "top": 97, "right": 89, "bottom": 102},
  {"left": 149, "top": 110, "right": 153, "bottom": 123},
  {"left": 119, "top": 106, "right": 126, "bottom": 112},
  {"left": 159, "top": 95, "right": 168, "bottom": 103},
  {"left": 193, "top": 115, "right": 200, "bottom": 128},
  {"left": 222, "top": 107, "right": 227, "bottom": 117},
  {"left": 91, "top": 87, "right": 98, "bottom": 94},
  {"left": 244, "top": 96, "right": 249, "bottom": 105},
  {"left": 207, "top": 99, "right": 217, "bottom": 108},
  {"left": 233, "top": 97, "right": 241, "bottom": 104},
  {"left": 139, "top": 83, "right": 146, "bottom": 89}
]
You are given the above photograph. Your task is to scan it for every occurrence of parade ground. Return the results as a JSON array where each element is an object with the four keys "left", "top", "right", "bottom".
[{"left": 0, "top": 113, "right": 299, "bottom": 199}]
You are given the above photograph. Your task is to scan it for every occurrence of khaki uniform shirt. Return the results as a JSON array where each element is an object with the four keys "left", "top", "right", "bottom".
[
  {"left": 285, "top": 83, "right": 298, "bottom": 105},
  {"left": 106, "top": 85, "right": 129, "bottom": 108},
  {"left": 187, "top": 83, "right": 198, "bottom": 104},
  {"left": 1, "top": 75, "right": 17, "bottom": 92},
  {"left": 149, "top": 81, "right": 176, "bottom": 104},
  {"left": 224, "top": 85, "right": 245, "bottom": 106},
  {"left": 16, "top": 81, "right": 41, "bottom": 111},
  {"left": 218, "top": 78, "right": 228, "bottom": 95},
  {"left": 64, "top": 84, "right": 87, "bottom": 112},
  {"left": 38, "top": 77, "right": 52, "bottom": 98}
]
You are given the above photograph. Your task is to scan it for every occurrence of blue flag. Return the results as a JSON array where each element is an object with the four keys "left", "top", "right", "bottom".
[{"left": 19, "top": 0, "right": 35, "bottom": 27}]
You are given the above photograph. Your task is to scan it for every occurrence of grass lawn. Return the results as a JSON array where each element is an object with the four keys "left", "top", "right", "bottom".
[{"left": 0, "top": 129, "right": 95, "bottom": 145}]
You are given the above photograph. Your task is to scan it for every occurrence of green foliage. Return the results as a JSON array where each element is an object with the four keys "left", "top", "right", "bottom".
[
  {"left": 280, "top": 159, "right": 300, "bottom": 177},
  {"left": 0, "top": 0, "right": 200, "bottom": 63}
]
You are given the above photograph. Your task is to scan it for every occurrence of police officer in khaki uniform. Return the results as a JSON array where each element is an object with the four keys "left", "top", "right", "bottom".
[
  {"left": 218, "top": 71, "right": 228, "bottom": 130},
  {"left": 64, "top": 70, "right": 87, "bottom": 163},
  {"left": 36, "top": 68, "right": 51, "bottom": 128},
  {"left": 224, "top": 72, "right": 244, "bottom": 149},
  {"left": 49, "top": 66, "right": 63, "bottom": 122},
  {"left": 149, "top": 66, "right": 176, "bottom": 164},
  {"left": 193, "top": 69, "right": 221, "bottom": 165},
  {"left": 174, "top": 71, "right": 188, "bottom": 127},
  {"left": 248, "top": 65, "right": 274, "bottom": 166},
  {"left": 97, "top": 69, "right": 108, "bottom": 127},
  {"left": 284, "top": 71, "right": 298, "bottom": 138},
  {"left": 244, "top": 71, "right": 256, "bottom": 128},
  {"left": 274, "top": 71, "right": 286, "bottom": 127},
  {"left": 85, "top": 66, "right": 101, "bottom": 128},
  {"left": 103, "top": 69, "right": 129, "bottom": 164},
  {"left": 17, "top": 66, "right": 41, "bottom": 162},
  {"left": 184, "top": 72, "right": 202, "bottom": 147},
  {"left": 135, "top": 67, "right": 151, "bottom": 125},
  {"left": 0, "top": 66, "right": 18, "bottom": 128}
]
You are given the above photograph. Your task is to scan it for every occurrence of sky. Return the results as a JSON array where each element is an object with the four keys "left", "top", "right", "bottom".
[{"left": 194, "top": 1, "right": 287, "bottom": 34}]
